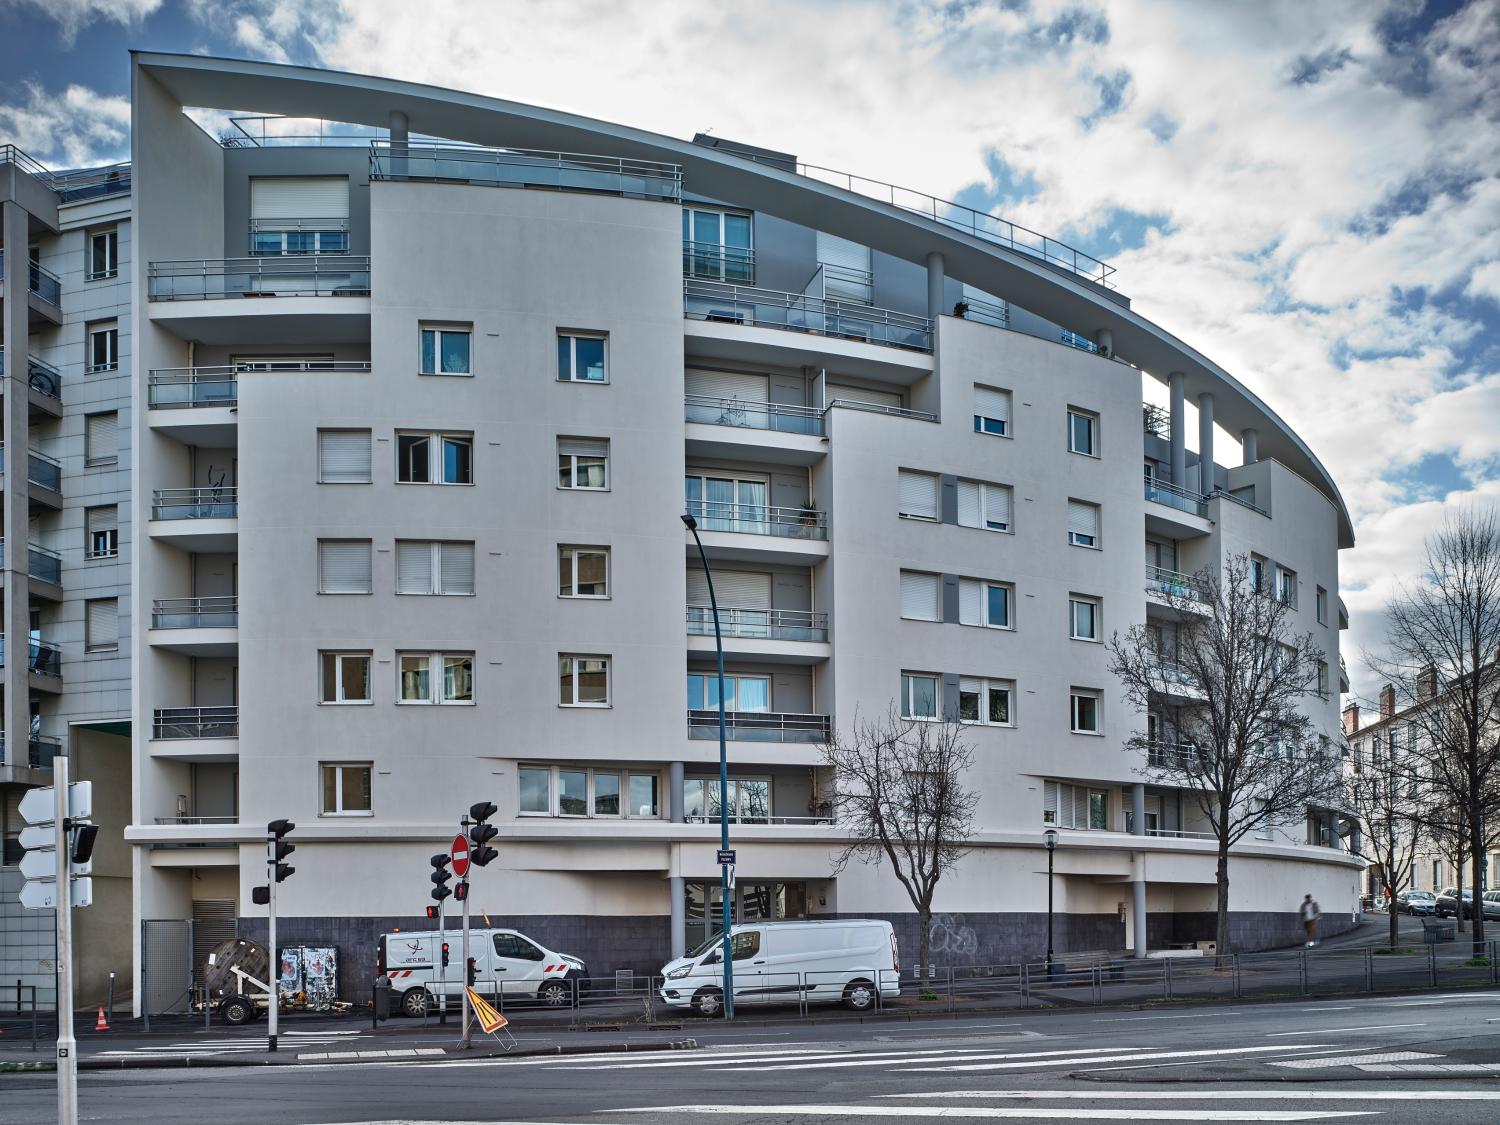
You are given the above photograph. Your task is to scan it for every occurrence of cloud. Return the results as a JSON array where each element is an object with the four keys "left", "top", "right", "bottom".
[
  {"left": 0, "top": 81, "right": 129, "bottom": 167},
  {"left": 0, "top": 0, "right": 161, "bottom": 44}
]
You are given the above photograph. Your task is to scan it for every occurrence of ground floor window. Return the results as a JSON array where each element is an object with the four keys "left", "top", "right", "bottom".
[{"left": 684, "top": 880, "right": 808, "bottom": 950}]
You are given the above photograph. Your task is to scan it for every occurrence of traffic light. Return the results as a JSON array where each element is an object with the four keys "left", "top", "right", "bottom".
[
  {"left": 441, "top": 942, "right": 450, "bottom": 969},
  {"left": 430, "top": 853, "right": 452, "bottom": 904},
  {"left": 454, "top": 880, "right": 468, "bottom": 902},
  {"left": 251, "top": 886, "right": 270, "bottom": 905},
  {"left": 466, "top": 957, "right": 476, "bottom": 987},
  {"left": 468, "top": 801, "right": 499, "bottom": 868},
  {"left": 425, "top": 905, "right": 439, "bottom": 920},
  {"left": 71, "top": 823, "right": 99, "bottom": 865},
  {"left": 268, "top": 819, "right": 296, "bottom": 883}
]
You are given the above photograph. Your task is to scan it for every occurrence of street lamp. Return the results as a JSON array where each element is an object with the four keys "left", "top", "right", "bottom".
[
  {"left": 681, "top": 512, "right": 734, "bottom": 1019},
  {"left": 1043, "top": 828, "right": 1059, "bottom": 976}
]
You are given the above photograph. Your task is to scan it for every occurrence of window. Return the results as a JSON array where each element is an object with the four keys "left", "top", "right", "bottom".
[
  {"left": 1068, "top": 408, "right": 1098, "bottom": 456},
  {"left": 520, "top": 765, "right": 661, "bottom": 818},
  {"left": 558, "top": 438, "right": 609, "bottom": 490},
  {"left": 557, "top": 332, "right": 607, "bottom": 383},
  {"left": 1255, "top": 799, "right": 1274, "bottom": 840},
  {"left": 87, "top": 228, "right": 117, "bottom": 280},
  {"left": 901, "top": 672, "right": 939, "bottom": 720},
  {"left": 1070, "top": 596, "right": 1100, "bottom": 641},
  {"left": 493, "top": 933, "right": 545, "bottom": 960},
  {"left": 959, "top": 578, "right": 1012, "bottom": 629},
  {"left": 320, "top": 652, "right": 372, "bottom": 703},
  {"left": 684, "top": 777, "right": 771, "bottom": 824},
  {"left": 85, "top": 411, "right": 117, "bottom": 467},
  {"left": 86, "top": 321, "right": 118, "bottom": 372},
  {"left": 1317, "top": 661, "right": 1330, "bottom": 698},
  {"left": 397, "top": 431, "right": 473, "bottom": 485},
  {"left": 419, "top": 325, "right": 472, "bottom": 375},
  {"left": 897, "top": 469, "right": 939, "bottom": 521},
  {"left": 395, "top": 540, "right": 475, "bottom": 595},
  {"left": 318, "top": 539, "right": 372, "bottom": 594},
  {"left": 398, "top": 652, "right": 474, "bottom": 704},
  {"left": 559, "top": 654, "right": 609, "bottom": 706},
  {"left": 85, "top": 598, "right": 118, "bottom": 653},
  {"left": 1250, "top": 555, "right": 1269, "bottom": 594},
  {"left": 957, "top": 479, "right": 1012, "bottom": 532},
  {"left": 684, "top": 474, "right": 768, "bottom": 531},
  {"left": 899, "top": 570, "right": 941, "bottom": 622},
  {"left": 683, "top": 207, "right": 753, "bottom": 282},
  {"left": 85, "top": 506, "right": 118, "bottom": 559},
  {"left": 1277, "top": 566, "right": 1297, "bottom": 607},
  {"left": 559, "top": 546, "right": 609, "bottom": 598},
  {"left": 1316, "top": 586, "right": 1328, "bottom": 625},
  {"left": 958, "top": 677, "right": 1014, "bottom": 726},
  {"left": 1044, "top": 781, "right": 1109, "bottom": 829},
  {"left": 249, "top": 176, "right": 350, "bottom": 254},
  {"left": 973, "top": 385, "right": 1011, "bottom": 436},
  {"left": 1067, "top": 500, "right": 1101, "bottom": 548},
  {"left": 1070, "top": 689, "right": 1102, "bottom": 734},
  {"left": 318, "top": 429, "right": 372, "bottom": 484},
  {"left": 321, "top": 763, "right": 372, "bottom": 815},
  {"left": 686, "top": 673, "right": 770, "bottom": 712}
]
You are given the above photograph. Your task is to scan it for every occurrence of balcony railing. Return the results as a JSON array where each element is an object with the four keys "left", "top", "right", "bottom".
[
  {"left": 1157, "top": 660, "right": 1197, "bottom": 689},
  {"left": 0, "top": 444, "right": 62, "bottom": 492},
  {"left": 147, "top": 256, "right": 370, "bottom": 301},
  {"left": 1146, "top": 741, "right": 1201, "bottom": 770},
  {"left": 52, "top": 162, "right": 131, "bottom": 203},
  {"left": 1210, "top": 488, "right": 1270, "bottom": 518},
  {"left": 1144, "top": 476, "right": 1208, "bottom": 518},
  {"left": 956, "top": 296, "right": 1010, "bottom": 329},
  {"left": 152, "top": 488, "right": 238, "bottom": 520},
  {"left": 685, "top": 393, "right": 824, "bottom": 436},
  {"left": 152, "top": 596, "right": 239, "bottom": 630},
  {"left": 0, "top": 732, "right": 61, "bottom": 770},
  {"left": 153, "top": 706, "right": 239, "bottom": 741},
  {"left": 683, "top": 240, "right": 754, "bottom": 283},
  {"left": 0, "top": 539, "right": 62, "bottom": 585},
  {"left": 1145, "top": 828, "right": 1217, "bottom": 841},
  {"left": 685, "top": 813, "right": 835, "bottom": 827},
  {"left": 153, "top": 815, "right": 238, "bottom": 825},
  {"left": 825, "top": 396, "right": 937, "bottom": 423},
  {"left": 687, "top": 605, "right": 829, "bottom": 643},
  {"left": 684, "top": 280, "right": 933, "bottom": 352},
  {"left": 1145, "top": 564, "right": 1211, "bottom": 604},
  {"left": 682, "top": 499, "right": 826, "bottom": 540},
  {"left": 687, "top": 710, "right": 831, "bottom": 743},
  {"left": 0, "top": 636, "right": 62, "bottom": 677},
  {"left": 369, "top": 141, "right": 683, "bottom": 202},
  {"left": 0, "top": 349, "right": 62, "bottom": 399},
  {"left": 1142, "top": 402, "right": 1169, "bottom": 439},
  {"left": 0, "top": 252, "right": 62, "bottom": 305}
]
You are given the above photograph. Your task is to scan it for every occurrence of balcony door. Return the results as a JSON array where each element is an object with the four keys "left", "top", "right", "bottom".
[
  {"left": 686, "top": 369, "right": 770, "bottom": 428},
  {"left": 685, "top": 474, "right": 767, "bottom": 533},
  {"left": 687, "top": 569, "right": 771, "bottom": 637},
  {"left": 683, "top": 208, "right": 752, "bottom": 282}
]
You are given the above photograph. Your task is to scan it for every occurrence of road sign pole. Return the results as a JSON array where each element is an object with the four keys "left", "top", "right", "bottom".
[
  {"left": 460, "top": 816, "right": 472, "bottom": 1050},
  {"left": 267, "top": 837, "right": 278, "bottom": 1053},
  {"left": 435, "top": 906, "right": 446, "bottom": 1024},
  {"left": 54, "top": 755, "right": 77, "bottom": 1125}
]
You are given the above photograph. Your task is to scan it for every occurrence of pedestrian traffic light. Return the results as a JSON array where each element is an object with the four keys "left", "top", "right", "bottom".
[
  {"left": 454, "top": 880, "right": 468, "bottom": 902},
  {"left": 70, "top": 823, "right": 99, "bottom": 865},
  {"left": 251, "top": 886, "right": 269, "bottom": 905},
  {"left": 441, "top": 942, "right": 450, "bottom": 969},
  {"left": 430, "top": 853, "right": 452, "bottom": 903},
  {"left": 466, "top": 957, "right": 476, "bottom": 987},
  {"left": 268, "top": 819, "right": 295, "bottom": 882},
  {"left": 425, "top": 905, "right": 439, "bottom": 920},
  {"left": 468, "top": 802, "right": 499, "bottom": 868}
]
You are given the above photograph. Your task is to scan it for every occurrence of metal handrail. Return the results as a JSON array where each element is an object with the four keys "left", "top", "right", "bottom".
[
  {"left": 1142, "top": 403, "right": 1169, "bottom": 438},
  {"left": 803, "top": 262, "right": 874, "bottom": 303},
  {"left": 146, "top": 255, "right": 371, "bottom": 301},
  {"left": 0, "top": 732, "right": 62, "bottom": 769},
  {"left": 0, "top": 538, "right": 62, "bottom": 585},
  {"left": 151, "top": 487, "right": 238, "bottom": 520},
  {"left": 154, "top": 815, "right": 238, "bottom": 825},
  {"left": 684, "top": 393, "right": 825, "bottom": 436},
  {"left": 957, "top": 296, "right": 1010, "bottom": 329},
  {"left": 0, "top": 348, "right": 62, "bottom": 399},
  {"left": 684, "top": 814, "right": 835, "bottom": 827},
  {"left": 248, "top": 216, "right": 351, "bottom": 232},
  {"left": 682, "top": 240, "right": 755, "bottom": 282},
  {"left": 1145, "top": 828, "right": 1217, "bottom": 840},
  {"left": 0, "top": 635, "right": 63, "bottom": 677},
  {"left": 52, "top": 162, "right": 131, "bottom": 202},
  {"left": 369, "top": 141, "right": 683, "bottom": 202},
  {"left": 0, "top": 144, "right": 54, "bottom": 183},
  {"left": 151, "top": 596, "right": 240, "bottom": 629},
  {"left": 153, "top": 706, "right": 239, "bottom": 740},
  {"left": 1146, "top": 740, "right": 1201, "bottom": 769},
  {"left": 1145, "top": 564, "right": 1211, "bottom": 603},
  {"left": 1144, "top": 476, "right": 1208, "bottom": 518},
  {"left": 824, "top": 397, "right": 937, "bottom": 422},
  {"left": 682, "top": 499, "right": 826, "bottom": 540},
  {"left": 1210, "top": 488, "right": 1270, "bottom": 518},
  {"left": 686, "top": 605, "right": 829, "bottom": 642},
  {"left": 0, "top": 251, "right": 61, "bottom": 304},
  {"left": 683, "top": 279, "right": 933, "bottom": 352},
  {"left": 0, "top": 443, "right": 63, "bottom": 491},
  {"left": 687, "top": 709, "right": 830, "bottom": 743}
]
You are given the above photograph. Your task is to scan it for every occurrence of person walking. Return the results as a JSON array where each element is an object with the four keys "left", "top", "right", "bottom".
[{"left": 1300, "top": 893, "right": 1321, "bottom": 947}]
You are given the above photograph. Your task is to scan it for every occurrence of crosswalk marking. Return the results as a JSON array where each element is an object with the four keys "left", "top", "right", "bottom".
[
  {"left": 1270, "top": 1024, "right": 1426, "bottom": 1036},
  {"left": 547, "top": 1044, "right": 1112, "bottom": 1073},
  {"left": 878, "top": 1090, "right": 1500, "bottom": 1102},
  {"left": 718, "top": 1047, "right": 1125, "bottom": 1073},
  {"left": 619, "top": 1104, "right": 1377, "bottom": 1120},
  {"left": 902, "top": 1043, "right": 1332, "bottom": 1072},
  {"left": 1273, "top": 1052, "right": 1441, "bottom": 1069}
]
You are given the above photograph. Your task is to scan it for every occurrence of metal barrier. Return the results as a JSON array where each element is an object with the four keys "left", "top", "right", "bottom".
[{"left": 141, "top": 919, "right": 195, "bottom": 1023}]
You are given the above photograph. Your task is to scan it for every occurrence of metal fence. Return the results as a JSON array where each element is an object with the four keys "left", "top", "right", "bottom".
[{"left": 142, "top": 920, "right": 196, "bottom": 1018}]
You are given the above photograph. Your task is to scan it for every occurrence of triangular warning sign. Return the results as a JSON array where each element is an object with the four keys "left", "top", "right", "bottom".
[{"left": 466, "top": 986, "right": 508, "bottom": 1035}]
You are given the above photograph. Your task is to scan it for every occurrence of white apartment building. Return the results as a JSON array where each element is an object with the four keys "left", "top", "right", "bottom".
[{"left": 11, "top": 53, "right": 1367, "bottom": 1011}]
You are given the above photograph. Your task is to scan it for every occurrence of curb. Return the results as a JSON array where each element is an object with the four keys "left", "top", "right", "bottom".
[{"left": 1072, "top": 1069, "right": 1500, "bottom": 1084}]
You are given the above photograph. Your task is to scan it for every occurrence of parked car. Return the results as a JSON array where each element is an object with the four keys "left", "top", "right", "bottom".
[
  {"left": 1435, "top": 887, "right": 1476, "bottom": 918},
  {"left": 1395, "top": 889, "right": 1437, "bottom": 916},
  {"left": 377, "top": 927, "right": 587, "bottom": 1017},
  {"left": 1483, "top": 890, "right": 1500, "bottom": 921}
]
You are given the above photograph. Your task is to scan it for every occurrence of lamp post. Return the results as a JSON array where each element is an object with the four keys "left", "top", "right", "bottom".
[
  {"left": 682, "top": 512, "right": 734, "bottom": 1019},
  {"left": 1043, "top": 828, "right": 1059, "bottom": 976}
]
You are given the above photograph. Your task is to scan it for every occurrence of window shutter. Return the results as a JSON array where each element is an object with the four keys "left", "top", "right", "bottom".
[
  {"left": 898, "top": 470, "right": 938, "bottom": 519},
  {"left": 557, "top": 437, "right": 608, "bottom": 458},
  {"left": 686, "top": 568, "right": 710, "bottom": 606},
  {"left": 709, "top": 570, "right": 771, "bottom": 608},
  {"left": 1070, "top": 786, "right": 1088, "bottom": 830},
  {"left": 87, "top": 506, "right": 117, "bottom": 537},
  {"left": 974, "top": 386, "right": 1010, "bottom": 424},
  {"left": 396, "top": 541, "right": 434, "bottom": 594},
  {"left": 87, "top": 413, "right": 117, "bottom": 460},
  {"left": 900, "top": 571, "right": 941, "bottom": 621},
  {"left": 250, "top": 176, "right": 350, "bottom": 221},
  {"left": 320, "top": 540, "right": 371, "bottom": 593},
  {"left": 987, "top": 485, "right": 1012, "bottom": 529},
  {"left": 319, "top": 430, "right": 371, "bottom": 483},
  {"left": 956, "top": 480, "right": 981, "bottom": 528},
  {"left": 1044, "top": 781, "right": 1059, "bottom": 822},
  {"left": 684, "top": 369, "right": 768, "bottom": 403},
  {"left": 827, "top": 383, "right": 902, "bottom": 410},
  {"left": 86, "top": 599, "right": 118, "bottom": 648},
  {"left": 439, "top": 542, "right": 475, "bottom": 595},
  {"left": 816, "top": 231, "right": 872, "bottom": 273},
  {"left": 958, "top": 578, "right": 982, "bottom": 626},
  {"left": 1068, "top": 500, "right": 1099, "bottom": 538}
]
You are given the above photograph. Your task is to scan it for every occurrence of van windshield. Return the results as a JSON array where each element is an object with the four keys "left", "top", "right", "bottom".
[{"left": 688, "top": 933, "right": 727, "bottom": 959}]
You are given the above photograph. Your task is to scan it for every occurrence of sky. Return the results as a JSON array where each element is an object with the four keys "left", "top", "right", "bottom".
[{"left": 2, "top": 0, "right": 1497, "bottom": 705}]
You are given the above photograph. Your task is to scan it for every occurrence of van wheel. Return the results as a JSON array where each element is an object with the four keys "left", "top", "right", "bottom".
[
  {"left": 538, "top": 981, "right": 570, "bottom": 1007},
  {"left": 843, "top": 979, "right": 876, "bottom": 1012},
  {"left": 691, "top": 987, "right": 724, "bottom": 1017},
  {"left": 219, "top": 995, "right": 254, "bottom": 1025},
  {"left": 401, "top": 988, "right": 431, "bottom": 1018}
]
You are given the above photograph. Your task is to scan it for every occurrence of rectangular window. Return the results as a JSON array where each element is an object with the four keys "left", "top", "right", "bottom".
[
  {"left": 1070, "top": 689, "right": 1102, "bottom": 734},
  {"left": 558, "top": 437, "right": 609, "bottom": 490},
  {"left": 85, "top": 411, "right": 117, "bottom": 467},
  {"left": 85, "top": 505, "right": 118, "bottom": 559},
  {"left": 557, "top": 332, "right": 608, "bottom": 383},
  {"left": 1043, "top": 781, "right": 1110, "bottom": 829},
  {"left": 1316, "top": 586, "right": 1328, "bottom": 625},
  {"left": 85, "top": 598, "right": 118, "bottom": 652},
  {"left": 683, "top": 207, "right": 753, "bottom": 282},
  {"left": 899, "top": 570, "right": 942, "bottom": 622},
  {"left": 973, "top": 385, "right": 1011, "bottom": 436},
  {"left": 86, "top": 321, "right": 118, "bottom": 373},
  {"left": 1068, "top": 408, "right": 1099, "bottom": 456},
  {"left": 958, "top": 578, "right": 1012, "bottom": 629},
  {"left": 87, "top": 229, "right": 118, "bottom": 280},
  {"left": 419, "top": 325, "right": 472, "bottom": 375},
  {"left": 1277, "top": 566, "right": 1297, "bottom": 607},
  {"left": 686, "top": 673, "right": 770, "bottom": 712},
  {"left": 957, "top": 479, "right": 1012, "bottom": 532},
  {"left": 398, "top": 652, "right": 474, "bottom": 704},
  {"left": 560, "top": 654, "right": 610, "bottom": 706},
  {"left": 1317, "top": 660, "right": 1330, "bottom": 698},
  {"left": 1067, "top": 500, "right": 1101, "bottom": 548},
  {"left": 901, "top": 672, "right": 939, "bottom": 720},
  {"left": 958, "top": 677, "right": 1014, "bottom": 726},
  {"left": 321, "top": 763, "right": 372, "bottom": 815},
  {"left": 683, "top": 777, "right": 771, "bottom": 824},
  {"left": 395, "top": 541, "right": 475, "bottom": 595},
  {"left": 897, "top": 469, "right": 939, "bottom": 521},
  {"left": 559, "top": 546, "right": 609, "bottom": 598},
  {"left": 1250, "top": 555, "right": 1269, "bottom": 594},
  {"left": 318, "top": 429, "right": 372, "bottom": 484},
  {"left": 397, "top": 431, "right": 473, "bottom": 485},
  {"left": 318, "top": 539, "right": 372, "bottom": 594},
  {"left": 320, "top": 651, "right": 372, "bottom": 703},
  {"left": 1069, "top": 596, "right": 1100, "bottom": 641},
  {"left": 520, "top": 766, "right": 551, "bottom": 813},
  {"left": 629, "top": 773, "right": 660, "bottom": 817},
  {"left": 249, "top": 176, "right": 350, "bottom": 254}
]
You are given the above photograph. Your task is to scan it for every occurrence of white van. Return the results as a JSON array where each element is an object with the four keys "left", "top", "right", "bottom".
[
  {"left": 378, "top": 928, "right": 587, "bottom": 1016},
  {"left": 659, "top": 919, "right": 900, "bottom": 1016}
]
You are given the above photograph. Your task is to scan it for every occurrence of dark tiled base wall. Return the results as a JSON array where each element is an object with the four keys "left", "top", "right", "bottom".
[{"left": 241, "top": 909, "right": 1355, "bottom": 1003}]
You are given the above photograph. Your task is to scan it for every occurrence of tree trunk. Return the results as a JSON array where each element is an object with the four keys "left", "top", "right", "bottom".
[
  {"left": 917, "top": 909, "right": 932, "bottom": 994},
  {"left": 1388, "top": 900, "right": 1399, "bottom": 950},
  {"left": 1457, "top": 862, "right": 1466, "bottom": 935},
  {"left": 1215, "top": 841, "right": 1231, "bottom": 963},
  {"left": 1470, "top": 814, "right": 1487, "bottom": 954}
]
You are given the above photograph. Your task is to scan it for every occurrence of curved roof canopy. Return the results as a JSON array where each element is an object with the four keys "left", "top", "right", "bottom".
[{"left": 133, "top": 51, "right": 1353, "bottom": 547}]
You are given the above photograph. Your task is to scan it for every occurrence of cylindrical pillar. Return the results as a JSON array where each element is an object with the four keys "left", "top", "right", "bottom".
[
  {"left": 1241, "top": 428, "right": 1259, "bottom": 466},
  {"left": 1095, "top": 328, "right": 1113, "bottom": 357},
  {"left": 389, "top": 109, "right": 409, "bottom": 177},
  {"left": 1131, "top": 783, "right": 1146, "bottom": 836},
  {"left": 669, "top": 876, "right": 686, "bottom": 959},
  {"left": 668, "top": 761, "right": 685, "bottom": 822},
  {"left": 1168, "top": 372, "right": 1186, "bottom": 488},
  {"left": 925, "top": 252, "right": 944, "bottom": 322},
  {"left": 1197, "top": 391, "right": 1215, "bottom": 497},
  {"left": 1132, "top": 874, "right": 1148, "bottom": 959},
  {"left": 388, "top": 109, "right": 409, "bottom": 145}
]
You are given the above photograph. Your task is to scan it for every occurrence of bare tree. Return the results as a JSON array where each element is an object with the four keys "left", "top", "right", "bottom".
[
  {"left": 821, "top": 707, "right": 978, "bottom": 993},
  {"left": 1368, "top": 509, "right": 1500, "bottom": 953},
  {"left": 1110, "top": 554, "right": 1341, "bottom": 957},
  {"left": 1342, "top": 738, "right": 1423, "bottom": 948}
]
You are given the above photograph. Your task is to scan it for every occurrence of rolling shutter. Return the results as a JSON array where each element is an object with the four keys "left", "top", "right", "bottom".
[
  {"left": 987, "top": 485, "right": 1012, "bottom": 530},
  {"left": 86, "top": 598, "right": 118, "bottom": 649},
  {"left": 320, "top": 540, "right": 371, "bottom": 593},
  {"left": 974, "top": 386, "right": 1010, "bottom": 425},
  {"left": 958, "top": 578, "right": 982, "bottom": 626},
  {"left": 685, "top": 369, "right": 768, "bottom": 404},
  {"left": 396, "top": 542, "right": 433, "bottom": 594},
  {"left": 86, "top": 412, "right": 117, "bottom": 462},
  {"left": 318, "top": 430, "right": 371, "bottom": 483},
  {"left": 957, "top": 480, "right": 981, "bottom": 528},
  {"left": 557, "top": 437, "right": 608, "bottom": 458},
  {"left": 439, "top": 542, "right": 475, "bottom": 595},
  {"left": 87, "top": 506, "right": 117, "bottom": 539},
  {"left": 900, "top": 571, "right": 941, "bottom": 621},
  {"left": 898, "top": 470, "right": 938, "bottom": 520},
  {"left": 1043, "top": 781, "right": 1059, "bottom": 824},
  {"left": 1068, "top": 500, "right": 1099, "bottom": 540},
  {"left": 816, "top": 232, "right": 872, "bottom": 273},
  {"left": 686, "top": 568, "right": 770, "bottom": 608},
  {"left": 250, "top": 177, "right": 349, "bottom": 221},
  {"left": 827, "top": 383, "right": 902, "bottom": 410}
]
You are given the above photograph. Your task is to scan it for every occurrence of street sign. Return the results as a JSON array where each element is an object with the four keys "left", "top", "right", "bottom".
[
  {"left": 451, "top": 833, "right": 470, "bottom": 877},
  {"left": 18, "top": 825, "right": 54, "bottom": 850},
  {"left": 19, "top": 877, "right": 92, "bottom": 911},
  {"left": 18, "top": 782, "right": 91, "bottom": 825},
  {"left": 727, "top": 863, "right": 736, "bottom": 891},
  {"left": 716, "top": 849, "right": 736, "bottom": 865},
  {"left": 19, "top": 850, "right": 91, "bottom": 881}
]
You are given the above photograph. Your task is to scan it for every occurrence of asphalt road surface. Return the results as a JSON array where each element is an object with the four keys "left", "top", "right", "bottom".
[{"left": 2, "top": 988, "right": 1497, "bottom": 1123}]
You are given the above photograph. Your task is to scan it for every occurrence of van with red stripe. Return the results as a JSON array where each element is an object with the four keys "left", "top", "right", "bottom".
[{"left": 377, "top": 928, "right": 587, "bottom": 1017}]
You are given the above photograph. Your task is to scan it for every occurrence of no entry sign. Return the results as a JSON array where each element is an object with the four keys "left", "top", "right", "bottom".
[{"left": 451, "top": 833, "right": 471, "bottom": 877}]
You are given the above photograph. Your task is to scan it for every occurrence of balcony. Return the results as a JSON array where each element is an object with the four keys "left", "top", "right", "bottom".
[
  {"left": 1146, "top": 740, "right": 1201, "bottom": 770},
  {"left": 146, "top": 256, "right": 371, "bottom": 345},
  {"left": 0, "top": 349, "right": 62, "bottom": 415},
  {"left": 149, "top": 597, "right": 239, "bottom": 656},
  {"left": 0, "top": 444, "right": 62, "bottom": 505},
  {"left": 687, "top": 606, "right": 828, "bottom": 644},
  {"left": 682, "top": 500, "right": 829, "bottom": 567},
  {"left": 51, "top": 162, "right": 131, "bottom": 203},
  {"left": 684, "top": 393, "right": 823, "bottom": 437},
  {"left": 0, "top": 635, "right": 61, "bottom": 675},
  {"left": 0, "top": 732, "right": 61, "bottom": 771},
  {"left": 956, "top": 296, "right": 1010, "bottom": 329},
  {"left": 1153, "top": 660, "right": 1204, "bottom": 703},
  {"left": 248, "top": 217, "right": 350, "bottom": 255},
  {"left": 0, "top": 539, "right": 62, "bottom": 594},
  {"left": 369, "top": 142, "right": 682, "bottom": 202},
  {"left": 153, "top": 706, "right": 238, "bottom": 740},
  {"left": 687, "top": 710, "right": 830, "bottom": 744},
  {"left": 148, "top": 368, "right": 239, "bottom": 409},
  {"left": 1145, "top": 564, "right": 1213, "bottom": 618},
  {"left": 148, "top": 255, "right": 370, "bottom": 301},
  {"left": 684, "top": 280, "right": 932, "bottom": 353},
  {"left": 0, "top": 251, "right": 62, "bottom": 327},
  {"left": 1144, "top": 476, "right": 1207, "bottom": 518},
  {"left": 683, "top": 240, "right": 753, "bottom": 283},
  {"left": 1142, "top": 402, "right": 1169, "bottom": 439},
  {"left": 149, "top": 488, "right": 238, "bottom": 552}
]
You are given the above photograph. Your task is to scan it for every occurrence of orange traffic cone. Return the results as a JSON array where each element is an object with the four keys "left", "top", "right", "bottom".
[{"left": 94, "top": 1006, "right": 109, "bottom": 1032}]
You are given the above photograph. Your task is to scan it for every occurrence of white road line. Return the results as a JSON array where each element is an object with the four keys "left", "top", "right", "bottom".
[
  {"left": 1269, "top": 1024, "right": 1426, "bottom": 1036},
  {"left": 1357, "top": 1063, "right": 1500, "bottom": 1073},
  {"left": 1095, "top": 1012, "right": 1240, "bottom": 1021},
  {"left": 903, "top": 1043, "right": 1332, "bottom": 1072},
  {"left": 1301, "top": 1006, "right": 1356, "bottom": 1011},
  {"left": 516, "top": 1046, "right": 816, "bottom": 1067},
  {"left": 551, "top": 1045, "right": 1095, "bottom": 1072},
  {"left": 714, "top": 1047, "right": 1125, "bottom": 1073},
  {"left": 878, "top": 1090, "right": 1500, "bottom": 1101},
  {"left": 1273, "top": 1052, "right": 1441, "bottom": 1069},
  {"left": 615, "top": 1104, "right": 1378, "bottom": 1120}
]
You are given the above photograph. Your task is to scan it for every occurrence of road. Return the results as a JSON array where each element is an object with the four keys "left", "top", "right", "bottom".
[{"left": 2, "top": 986, "right": 1498, "bottom": 1123}]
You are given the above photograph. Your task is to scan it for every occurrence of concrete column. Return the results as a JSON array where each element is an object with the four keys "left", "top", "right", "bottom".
[
  {"left": 1168, "top": 372, "right": 1186, "bottom": 488},
  {"left": 1132, "top": 871, "right": 1148, "bottom": 959},
  {"left": 1094, "top": 328, "right": 1113, "bottom": 357},
  {"left": 668, "top": 761, "right": 685, "bottom": 822},
  {"left": 1130, "top": 784, "right": 1148, "bottom": 957},
  {"left": 2, "top": 201, "right": 32, "bottom": 768},
  {"left": 1241, "top": 427, "right": 1258, "bottom": 466},
  {"left": 925, "top": 251, "right": 944, "bottom": 322},
  {"left": 1197, "top": 391, "right": 1215, "bottom": 497},
  {"left": 669, "top": 876, "right": 686, "bottom": 959},
  {"left": 389, "top": 109, "right": 409, "bottom": 177}
]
